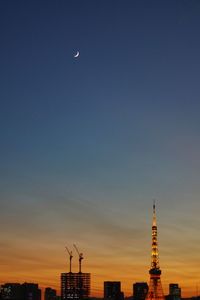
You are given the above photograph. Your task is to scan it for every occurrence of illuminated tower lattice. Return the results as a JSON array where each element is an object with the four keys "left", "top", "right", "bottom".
[{"left": 146, "top": 203, "right": 165, "bottom": 300}]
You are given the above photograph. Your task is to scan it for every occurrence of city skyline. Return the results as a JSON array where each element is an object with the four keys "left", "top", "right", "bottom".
[
  {"left": 0, "top": 203, "right": 198, "bottom": 297},
  {"left": 1, "top": 0, "right": 200, "bottom": 298}
]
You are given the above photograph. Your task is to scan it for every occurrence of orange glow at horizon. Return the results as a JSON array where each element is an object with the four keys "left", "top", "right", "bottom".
[
  {"left": 0, "top": 246, "right": 199, "bottom": 298},
  {"left": 1, "top": 200, "right": 200, "bottom": 299}
]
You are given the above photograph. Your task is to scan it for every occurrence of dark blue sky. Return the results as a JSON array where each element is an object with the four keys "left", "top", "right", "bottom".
[
  {"left": 1, "top": 0, "right": 200, "bottom": 181},
  {"left": 1, "top": 1, "right": 200, "bottom": 295}
]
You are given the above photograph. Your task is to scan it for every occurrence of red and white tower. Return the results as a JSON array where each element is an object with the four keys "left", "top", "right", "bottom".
[{"left": 146, "top": 202, "right": 165, "bottom": 300}]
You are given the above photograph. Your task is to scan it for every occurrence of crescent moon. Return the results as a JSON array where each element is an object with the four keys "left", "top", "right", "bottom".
[{"left": 74, "top": 51, "right": 79, "bottom": 58}]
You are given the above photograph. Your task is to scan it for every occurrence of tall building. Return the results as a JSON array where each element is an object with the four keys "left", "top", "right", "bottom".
[
  {"left": 45, "top": 288, "right": 57, "bottom": 300},
  {"left": 166, "top": 284, "right": 181, "bottom": 300},
  {"left": 104, "top": 282, "right": 124, "bottom": 300},
  {"left": 133, "top": 282, "right": 148, "bottom": 300},
  {"left": 61, "top": 273, "right": 90, "bottom": 300},
  {"left": 62, "top": 245, "right": 90, "bottom": 300},
  {"left": 145, "top": 203, "right": 165, "bottom": 300}
]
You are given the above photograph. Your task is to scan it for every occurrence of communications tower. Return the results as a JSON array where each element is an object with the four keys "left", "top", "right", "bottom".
[{"left": 146, "top": 202, "right": 165, "bottom": 300}]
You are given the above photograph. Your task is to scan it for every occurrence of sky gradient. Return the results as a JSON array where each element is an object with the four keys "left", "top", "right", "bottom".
[{"left": 1, "top": 0, "right": 200, "bottom": 298}]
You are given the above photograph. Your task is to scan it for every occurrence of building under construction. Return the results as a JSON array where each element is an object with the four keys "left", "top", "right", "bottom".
[
  {"left": 61, "top": 272, "right": 90, "bottom": 300},
  {"left": 61, "top": 245, "right": 91, "bottom": 300}
]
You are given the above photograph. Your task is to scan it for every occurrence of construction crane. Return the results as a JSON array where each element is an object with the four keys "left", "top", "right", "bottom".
[
  {"left": 73, "top": 244, "right": 84, "bottom": 273},
  {"left": 65, "top": 246, "right": 73, "bottom": 273}
]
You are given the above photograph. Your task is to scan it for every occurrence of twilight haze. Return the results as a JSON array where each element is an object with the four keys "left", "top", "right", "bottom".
[{"left": 0, "top": 0, "right": 200, "bottom": 298}]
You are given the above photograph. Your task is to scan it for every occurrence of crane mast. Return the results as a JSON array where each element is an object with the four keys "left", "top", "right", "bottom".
[
  {"left": 73, "top": 244, "right": 84, "bottom": 273},
  {"left": 65, "top": 246, "right": 73, "bottom": 273}
]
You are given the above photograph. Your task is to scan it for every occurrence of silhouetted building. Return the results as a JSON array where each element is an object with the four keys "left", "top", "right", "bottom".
[
  {"left": 169, "top": 284, "right": 181, "bottom": 298},
  {"left": 1, "top": 283, "right": 41, "bottom": 300},
  {"left": 21, "top": 283, "right": 41, "bottom": 300},
  {"left": 166, "top": 284, "right": 181, "bottom": 300},
  {"left": 191, "top": 297, "right": 200, "bottom": 300},
  {"left": 1, "top": 283, "right": 23, "bottom": 300},
  {"left": 133, "top": 282, "right": 148, "bottom": 300},
  {"left": 45, "top": 288, "right": 57, "bottom": 300},
  {"left": 104, "top": 282, "right": 124, "bottom": 300},
  {"left": 61, "top": 273, "right": 90, "bottom": 300}
]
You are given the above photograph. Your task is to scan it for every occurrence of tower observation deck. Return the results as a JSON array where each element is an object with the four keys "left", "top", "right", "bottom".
[{"left": 145, "top": 203, "right": 165, "bottom": 300}]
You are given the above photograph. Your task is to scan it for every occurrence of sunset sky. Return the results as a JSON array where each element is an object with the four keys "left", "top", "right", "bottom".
[{"left": 1, "top": 0, "right": 200, "bottom": 298}]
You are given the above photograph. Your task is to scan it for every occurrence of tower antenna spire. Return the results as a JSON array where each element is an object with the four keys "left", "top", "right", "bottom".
[
  {"left": 153, "top": 199, "right": 157, "bottom": 227},
  {"left": 145, "top": 202, "right": 164, "bottom": 300}
]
